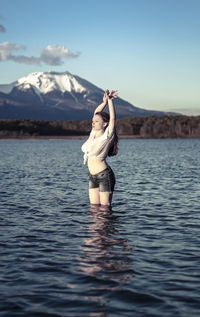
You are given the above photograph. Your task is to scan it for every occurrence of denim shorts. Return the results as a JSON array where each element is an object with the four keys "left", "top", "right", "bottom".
[{"left": 89, "top": 166, "right": 115, "bottom": 192}]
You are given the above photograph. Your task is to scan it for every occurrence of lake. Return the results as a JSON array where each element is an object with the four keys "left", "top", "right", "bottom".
[{"left": 0, "top": 138, "right": 200, "bottom": 317}]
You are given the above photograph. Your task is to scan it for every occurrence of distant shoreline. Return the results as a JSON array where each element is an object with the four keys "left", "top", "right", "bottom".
[
  {"left": 0, "top": 135, "right": 200, "bottom": 140},
  {"left": 0, "top": 135, "right": 141, "bottom": 140},
  {"left": 0, "top": 116, "right": 200, "bottom": 139}
]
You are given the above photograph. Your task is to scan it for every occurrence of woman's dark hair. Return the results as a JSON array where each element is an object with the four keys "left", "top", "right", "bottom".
[{"left": 95, "top": 111, "right": 118, "bottom": 156}]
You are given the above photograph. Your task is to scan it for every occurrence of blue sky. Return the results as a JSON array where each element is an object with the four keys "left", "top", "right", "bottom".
[{"left": 0, "top": 0, "right": 199, "bottom": 115}]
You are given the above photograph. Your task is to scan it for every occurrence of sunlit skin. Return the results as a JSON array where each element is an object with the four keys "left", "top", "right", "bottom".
[{"left": 91, "top": 115, "right": 107, "bottom": 135}]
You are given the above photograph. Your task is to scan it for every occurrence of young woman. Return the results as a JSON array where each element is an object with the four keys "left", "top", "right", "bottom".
[{"left": 81, "top": 90, "right": 118, "bottom": 209}]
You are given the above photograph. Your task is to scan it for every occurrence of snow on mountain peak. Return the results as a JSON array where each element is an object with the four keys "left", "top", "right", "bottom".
[{"left": 16, "top": 71, "right": 88, "bottom": 95}]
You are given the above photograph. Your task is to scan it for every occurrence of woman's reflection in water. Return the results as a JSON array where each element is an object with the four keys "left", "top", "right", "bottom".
[{"left": 78, "top": 205, "right": 134, "bottom": 312}]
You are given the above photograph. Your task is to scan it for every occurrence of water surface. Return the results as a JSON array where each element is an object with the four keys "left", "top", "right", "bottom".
[{"left": 0, "top": 139, "right": 200, "bottom": 316}]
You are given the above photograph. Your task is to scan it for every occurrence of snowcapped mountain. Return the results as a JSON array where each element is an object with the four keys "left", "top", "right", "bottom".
[
  {"left": 0, "top": 71, "right": 89, "bottom": 94},
  {"left": 0, "top": 71, "right": 168, "bottom": 120}
]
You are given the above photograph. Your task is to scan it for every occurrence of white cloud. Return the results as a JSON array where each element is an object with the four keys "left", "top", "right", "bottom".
[
  {"left": 0, "top": 42, "right": 80, "bottom": 65},
  {"left": 9, "top": 55, "right": 41, "bottom": 65},
  {"left": 41, "top": 45, "right": 79, "bottom": 65},
  {"left": 0, "top": 42, "right": 23, "bottom": 61}
]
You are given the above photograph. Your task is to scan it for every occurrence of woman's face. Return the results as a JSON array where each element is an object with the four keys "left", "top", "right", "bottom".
[{"left": 92, "top": 114, "right": 107, "bottom": 131}]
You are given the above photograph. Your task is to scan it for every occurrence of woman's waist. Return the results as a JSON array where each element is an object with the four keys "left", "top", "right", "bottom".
[{"left": 88, "top": 158, "right": 108, "bottom": 175}]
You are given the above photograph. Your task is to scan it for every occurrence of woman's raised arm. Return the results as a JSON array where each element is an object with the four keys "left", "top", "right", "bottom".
[
  {"left": 93, "top": 89, "right": 118, "bottom": 135},
  {"left": 107, "top": 90, "right": 118, "bottom": 135},
  {"left": 94, "top": 90, "right": 109, "bottom": 114}
]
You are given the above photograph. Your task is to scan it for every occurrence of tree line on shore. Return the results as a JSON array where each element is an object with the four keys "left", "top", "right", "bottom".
[{"left": 0, "top": 115, "right": 200, "bottom": 138}]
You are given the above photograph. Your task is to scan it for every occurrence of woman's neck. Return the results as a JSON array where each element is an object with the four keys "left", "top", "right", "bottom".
[{"left": 94, "top": 129, "right": 104, "bottom": 138}]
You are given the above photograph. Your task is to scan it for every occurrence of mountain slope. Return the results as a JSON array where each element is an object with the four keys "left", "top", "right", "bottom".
[{"left": 0, "top": 71, "right": 171, "bottom": 120}]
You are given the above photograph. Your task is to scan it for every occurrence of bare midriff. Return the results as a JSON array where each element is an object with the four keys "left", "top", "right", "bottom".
[{"left": 88, "top": 157, "right": 108, "bottom": 175}]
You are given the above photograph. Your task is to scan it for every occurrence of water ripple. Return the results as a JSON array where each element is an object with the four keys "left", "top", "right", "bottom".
[{"left": 0, "top": 139, "right": 200, "bottom": 316}]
